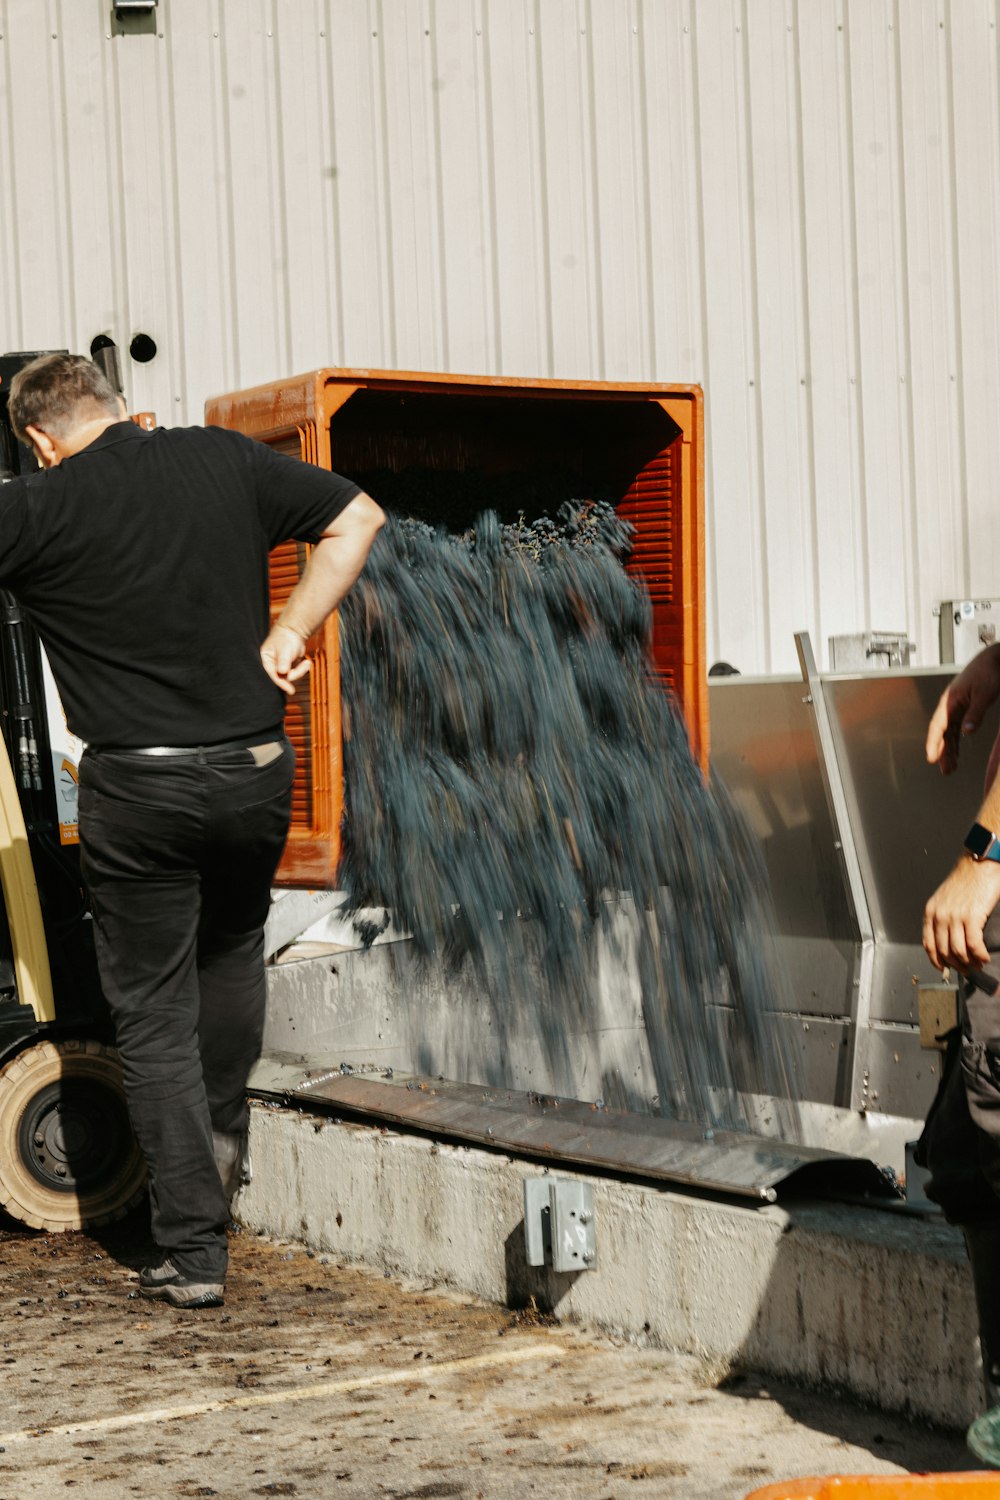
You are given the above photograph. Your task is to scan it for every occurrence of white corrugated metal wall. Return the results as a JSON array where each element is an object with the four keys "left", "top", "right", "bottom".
[{"left": 2, "top": 0, "right": 999, "bottom": 673}]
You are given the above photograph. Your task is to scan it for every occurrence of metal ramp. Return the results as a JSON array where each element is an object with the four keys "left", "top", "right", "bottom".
[{"left": 250, "top": 1052, "right": 900, "bottom": 1206}]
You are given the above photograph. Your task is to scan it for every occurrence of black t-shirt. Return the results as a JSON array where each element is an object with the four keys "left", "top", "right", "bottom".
[{"left": 0, "top": 422, "right": 360, "bottom": 746}]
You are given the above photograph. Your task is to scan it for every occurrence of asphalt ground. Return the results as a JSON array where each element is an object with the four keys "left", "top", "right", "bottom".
[{"left": 0, "top": 1214, "right": 976, "bottom": 1499}]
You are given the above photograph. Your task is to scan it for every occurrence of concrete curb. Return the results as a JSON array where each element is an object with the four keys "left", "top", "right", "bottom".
[{"left": 237, "top": 1101, "right": 979, "bottom": 1429}]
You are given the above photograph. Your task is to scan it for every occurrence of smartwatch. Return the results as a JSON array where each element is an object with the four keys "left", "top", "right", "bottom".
[{"left": 965, "top": 822, "right": 1000, "bottom": 863}]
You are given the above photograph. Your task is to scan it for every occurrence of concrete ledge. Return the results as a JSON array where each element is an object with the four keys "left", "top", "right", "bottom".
[{"left": 237, "top": 1100, "right": 979, "bottom": 1429}]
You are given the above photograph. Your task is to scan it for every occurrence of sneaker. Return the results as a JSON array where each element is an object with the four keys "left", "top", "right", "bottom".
[
  {"left": 968, "top": 1404, "right": 1000, "bottom": 1467},
  {"left": 139, "top": 1259, "right": 224, "bottom": 1309}
]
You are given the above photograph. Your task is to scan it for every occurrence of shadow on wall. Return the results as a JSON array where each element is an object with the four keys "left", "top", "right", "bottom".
[
  {"left": 714, "top": 1200, "right": 977, "bottom": 1475},
  {"left": 733, "top": 1199, "right": 979, "bottom": 1435},
  {"left": 502, "top": 1221, "right": 584, "bottom": 1326}
]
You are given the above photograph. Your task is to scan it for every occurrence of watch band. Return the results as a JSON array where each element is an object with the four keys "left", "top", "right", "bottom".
[{"left": 965, "top": 822, "right": 1000, "bottom": 863}]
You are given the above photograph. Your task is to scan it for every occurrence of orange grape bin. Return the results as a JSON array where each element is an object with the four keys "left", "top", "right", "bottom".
[
  {"left": 745, "top": 1478, "right": 1000, "bottom": 1498},
  {"left": 205, "top": 369, "right": 706, "bottom": 887}
]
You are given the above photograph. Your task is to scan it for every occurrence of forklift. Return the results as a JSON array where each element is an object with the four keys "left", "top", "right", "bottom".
[{"left": 0, "top": 352, "right": 145, "bottom": 1232}]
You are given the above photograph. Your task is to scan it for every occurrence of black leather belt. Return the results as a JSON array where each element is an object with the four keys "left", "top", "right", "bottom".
[{"left": 90, "top": 734, "right": 281, "bottom": 758}]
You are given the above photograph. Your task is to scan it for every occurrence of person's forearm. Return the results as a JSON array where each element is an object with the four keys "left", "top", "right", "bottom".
[
  {"left": 260, "top": 493, "right": 384, "bottom": 697},
  {"left": 924, "top": 758, "right": 1000, "bottom": 972},
  {"left": 277, "top": 531, "right": 375, "bottom": 640}
]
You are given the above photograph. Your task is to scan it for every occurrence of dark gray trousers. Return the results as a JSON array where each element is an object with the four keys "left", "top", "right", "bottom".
[
  {"left": 78, "top": 739, "right": 294, "bottom": 1280},
  {"left": 918, "top": 964, "right": 1000, "bottom": 1227},
  {"left": 917, "top": 939, "right": 1000, "bottom": 1397}
]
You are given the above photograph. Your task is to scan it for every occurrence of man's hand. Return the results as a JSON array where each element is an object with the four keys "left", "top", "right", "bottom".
[
  {"left": 927, "top": 644, "right": 1000, "bottom": 775},
  {"left": 923, "top": 856, "right": 1000, "bottom": 972},
  {"left": 260, "top": 623, "right": 311, "bottom": 697}
]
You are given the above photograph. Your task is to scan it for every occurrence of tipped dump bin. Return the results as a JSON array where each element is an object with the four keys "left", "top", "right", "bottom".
[{"left": 205, "top": 369, "right": 705, "bottom": 886}]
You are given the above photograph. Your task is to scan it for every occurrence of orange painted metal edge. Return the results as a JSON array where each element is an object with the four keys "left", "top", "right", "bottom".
[
  {"left": 744, "top": 1479, "right": 1000, "bottom": 1500},
  {"left": 205, "top": 369, "right": 329, "bottom": 442},
  {"left": 206, "top": 366, "right": 704, "bottom": 414},
  {"left": 657, "top": 391, "right": 707, "bottom": 772}
]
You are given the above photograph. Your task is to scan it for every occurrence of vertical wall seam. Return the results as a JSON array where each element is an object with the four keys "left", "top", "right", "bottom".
[
  {"left": 321, "top": 0, "right": 345, "bottom": 363},
  {"left": 891, "top": 0, "right": 920, "bottom": 644},
  {"left": 160, "top": 19, "right": 183, "bottom": 417},
  {"left": 269, "top": 0, "right": 294, "bottom": 377},
  {"left": 943, "top": 0, "right": 970, "bottom": 594},
  {"left": 477, "top": 0, "right": 503, "bottom": 372},
  {"left": 216, "top": 0, "right": 242, "bottom": 386},
  {"left": 688, "top": 0, "right": 718, "bottom": 658},
  {"left": 582, "top": 0, "right": 606, "bottom": 381},
  {"left": 791, "top": 0, "right": 822, "bottom": 655},
  {"left": 53, "top": 0, "right": 77, "bottom": 339},
  {"left": 841, "top": 2, "right": 872, "bottom": 636},
  {"left": 428, "top": 0, "right": 450, "bottom": 370},
  {"left": 163, "top": 11, "right": 188, "bottom": 418},
  {"left": 634, "top": 0, "right": 656, "bottom": 379},
  {"left": 532, "top": 0, "right": 555, "bottom": 377},
  {"left": 47, "top": 0, "right": 68, "bottom": 335},
  {"left": 2, "top": 0, "right": 23, "bottom": 343},
  {"left": 740, "top": 0, "right": 772, "bottom": 671},
  {"left": 373, "top": 0, "right": 398, "bottom": 369},
  {"left": 106, "top": 3, "right": 133, "bottom": 397}
]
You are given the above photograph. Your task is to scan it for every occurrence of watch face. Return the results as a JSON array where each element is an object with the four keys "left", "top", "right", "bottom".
[{"left": 967, "top": 823, "right": 996, "bottom": 859}]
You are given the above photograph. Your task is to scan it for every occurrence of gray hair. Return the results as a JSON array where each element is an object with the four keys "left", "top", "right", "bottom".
[{"left": 8, "top": 353, "right": 120, "bottom": 444}]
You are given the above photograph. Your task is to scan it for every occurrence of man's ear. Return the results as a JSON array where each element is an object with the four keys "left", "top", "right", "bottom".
[{"left": 23, "top": 425, "right": 60, "bottom": 469}]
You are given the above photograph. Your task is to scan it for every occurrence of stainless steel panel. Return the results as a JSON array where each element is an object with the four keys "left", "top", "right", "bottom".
[
  {"left": 709, "top": 676, "right": 858, "bottom": 1021},
  {"left": 826, "top": 670, "right": 991, "bottom": 1018},
  {"left": 765, "top": 1012, "right": 853, "bottom": 1109},
  {"left": 862, "top": 1024, "right": 947, "bottom": 1125},
  {"left": 767, "top": 1012, "right": 943, "bottom": 1134},
  {"left": 711, "top": 666, "right": 987, "bottom": 1123}
]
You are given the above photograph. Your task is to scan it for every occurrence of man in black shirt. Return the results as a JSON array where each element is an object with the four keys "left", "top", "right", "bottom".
[{"left": 3, "top": 353, "right": 384, "bottom": 1307}]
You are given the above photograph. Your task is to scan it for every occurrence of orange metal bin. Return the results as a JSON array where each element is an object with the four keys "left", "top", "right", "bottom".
[
  {"left": 205, "top": 369, "right": 706, "bottom": 887},
  {"left": 745, "top": 1477, "right": 1000, "bottom": 1499}
]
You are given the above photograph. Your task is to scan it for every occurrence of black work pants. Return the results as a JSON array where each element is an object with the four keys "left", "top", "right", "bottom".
[
  {"left": 917, "top": 937, "right": 1000, "bottom": 1227},
  {"left": 78, "top": 739, "right": 295, "bottom": 1280}
]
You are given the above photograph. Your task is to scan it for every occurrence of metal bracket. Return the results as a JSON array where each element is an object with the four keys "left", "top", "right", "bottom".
[
  {"left": 795, "top": 631, "right": 876, "bottom": 1112},
  {"left": 524, "top": 1177, "right": 596, "bottom": 1272}
]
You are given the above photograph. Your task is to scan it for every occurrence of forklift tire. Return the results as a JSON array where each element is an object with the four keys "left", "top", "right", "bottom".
[{"left": 0, "top": 1039, "right": 146, "bottom": 1231}]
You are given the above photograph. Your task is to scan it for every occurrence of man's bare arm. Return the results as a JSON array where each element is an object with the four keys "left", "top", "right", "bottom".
[
  {"left": 260, "top": 490, "right": 385, "bottom": 696},
  {"left": 924, "top": 644, "right": 1000, "bottom": 971},
  {"left": 926, "top": 642, "right": 1000, "bottom": 775}
]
